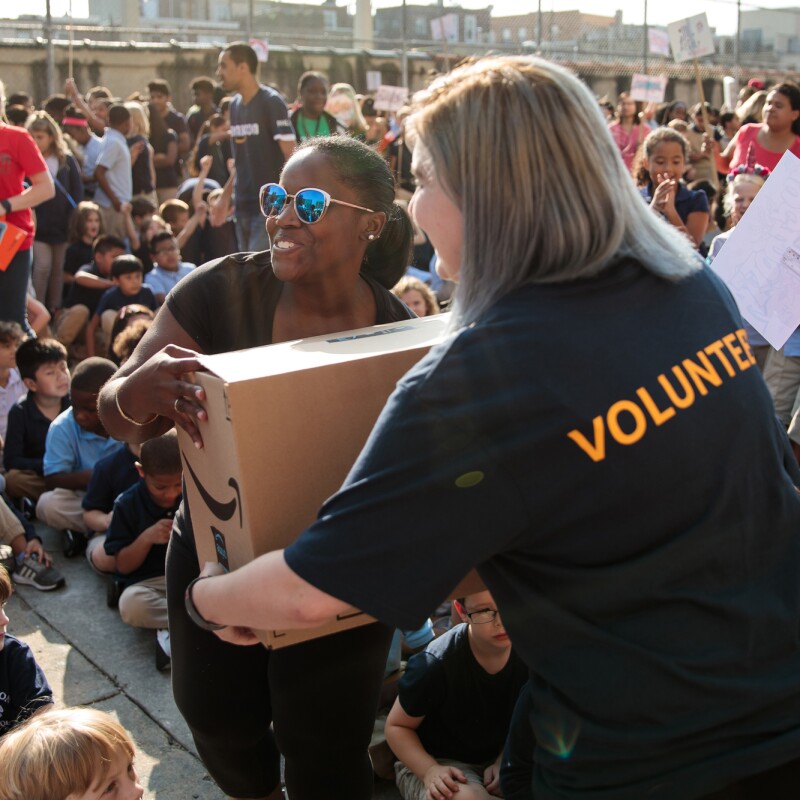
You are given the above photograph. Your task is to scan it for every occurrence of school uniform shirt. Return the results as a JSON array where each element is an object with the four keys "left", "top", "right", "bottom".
[
  {"left": 42, "top": 408, "right": 120, "bottom": 476},
  {"left": 104, "top": 479, "right": 180, "bottom": 589},
  {"left": 94, "top": 285, "right": 157, "bottom": 317},
  {"left": 145, "top": 263, "right": 195, "bottom": 299},
  {"left": 0, "top": 368, "right": 25, "bottom": 442},
  {"left": 285, "top": 258, "right": 800, "bottom": 799},
  {"left": 63, "top": 262, "right": 109, "bottom": 316},
  {"left": 94, "top": 127, "right": 132, "bottom": 210},
  {"left": 0, "top": 125, "right": 48, "bottom": 250},
  {"left": 81, "top": 443, "right": 139, "bottom": 514},
  {"left": 0, "top": 635, "right": 53, "bottom": 736},
  {"left": 639, "top": 182, "right": 709, "bottom": 225},
  {"left": 4, "top": 395, "right": 71, "bottom": 474}
]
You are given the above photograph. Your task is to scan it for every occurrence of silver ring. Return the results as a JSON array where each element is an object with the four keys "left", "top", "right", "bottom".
[{"left": 174, "top": 398, "right": 181, "bottom": 414}]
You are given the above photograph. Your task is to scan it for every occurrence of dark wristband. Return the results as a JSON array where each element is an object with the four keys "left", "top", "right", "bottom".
[
  {"left": 0, "top": 199, "right": 11, "bottom": 214},
  {"left": 184, "top": 576, "right": 227, "bottom": 631}
]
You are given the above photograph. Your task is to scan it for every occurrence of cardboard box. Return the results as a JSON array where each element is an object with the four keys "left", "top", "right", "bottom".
[{"left": 179, "top": 315, "right": 463, "bottom": 648}]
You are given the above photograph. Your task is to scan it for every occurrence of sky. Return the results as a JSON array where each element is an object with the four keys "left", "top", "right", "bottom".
[{"left": 5, "top": 0, "right": 795, "bottom": 37}]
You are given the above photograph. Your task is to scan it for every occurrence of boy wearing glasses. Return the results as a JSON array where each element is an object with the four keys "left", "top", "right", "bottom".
[
  {"left": 146, "top": 231, "right": 196, "bottom": 305},
  {"left": 385, "top": 590, "right": 527, "bottom": 800}
]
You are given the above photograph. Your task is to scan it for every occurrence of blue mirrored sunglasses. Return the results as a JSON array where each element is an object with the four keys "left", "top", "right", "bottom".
[{"left": 259, "top": 183, "right": 375, "bottom": 225}]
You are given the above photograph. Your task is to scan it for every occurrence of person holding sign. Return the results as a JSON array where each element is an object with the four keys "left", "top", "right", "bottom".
[
  {"left": 0, "top": 81, "right": 56, "bottom": 335},
  {"left": 719, "top": 82, "right": 800, "bottom": 173},
  {"left": 184, "top": 56, "right": 800, "bottom": 800}
]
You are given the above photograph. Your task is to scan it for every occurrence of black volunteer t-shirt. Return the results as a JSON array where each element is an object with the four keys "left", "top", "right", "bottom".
[
  {"left": 64, "top": 262, "right": 108, "bottom": 315},
  {"left": 104, "top": 479, "right": 179, "bottom": 589},
  {"left": 0, "top": 635, "right": 53, "bottom": 736},
  {"left": 286, "top": 259, "right": 800, "bottom": 799},
  {"left": 399, "top": 624, "right": 527, "bottom": 765},
  {"left": 229, "top": 86, "right": 294, "bottom": 215}
]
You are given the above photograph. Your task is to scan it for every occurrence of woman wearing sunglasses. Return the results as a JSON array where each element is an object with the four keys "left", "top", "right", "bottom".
[
  {"left": 98, "top": 135, "right": 414, "bottom": 800},
  {"left": 184, "top": 57, "right": 800, "bottom": 800}
]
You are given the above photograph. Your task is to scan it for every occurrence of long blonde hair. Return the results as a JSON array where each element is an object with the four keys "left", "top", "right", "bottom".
[
  {"left": 25, "top": 110, "right": 70, "bottom": 166},
  {"left": 0, "top": 707, "right": 136, "bottom": 800},
  {"left": 407, "top": 56, "right": 701, "bottom": 329},
  {"left": 124, "top": 101, "right": 150, "bottom": 138}
]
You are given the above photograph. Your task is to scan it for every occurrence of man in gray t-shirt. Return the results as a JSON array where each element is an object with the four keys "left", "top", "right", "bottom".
[{"left": 216, "top": 42, "right": 295, "bottom": 251}]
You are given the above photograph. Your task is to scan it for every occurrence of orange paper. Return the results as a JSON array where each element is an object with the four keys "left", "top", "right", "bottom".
[{"left": 0, "top": 220, "right": 26, "bottom": 271}]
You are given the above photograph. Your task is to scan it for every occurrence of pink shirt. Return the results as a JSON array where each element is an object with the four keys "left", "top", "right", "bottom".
[
  {"left": 730, "top": 123, "right": 800, "bottom": 173},
  {"left": 608, "top": 121, "right": 645, "bottom": 171}
]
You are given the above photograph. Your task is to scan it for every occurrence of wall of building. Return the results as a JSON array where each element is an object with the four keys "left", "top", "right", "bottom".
[{"left": 0, "top": 38, "right": 757, "bottom": 112}]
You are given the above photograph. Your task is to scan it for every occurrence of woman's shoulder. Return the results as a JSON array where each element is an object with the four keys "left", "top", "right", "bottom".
[{"left": 362, "top": 272, "right": 417, "bottom": 323}]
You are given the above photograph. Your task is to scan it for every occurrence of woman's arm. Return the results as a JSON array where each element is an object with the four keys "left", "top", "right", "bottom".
[
  {"left": 97, "top": 304, "right": 206, "bottom": 445},
  {"left": 685, "top": 210, "right": 710, "bottom": 249},
  {"left": 0, "top": 170, "right": 55, "bottom": 213},
  {"left": 153, "top": 137, "right": 178, "bottom": 169}
]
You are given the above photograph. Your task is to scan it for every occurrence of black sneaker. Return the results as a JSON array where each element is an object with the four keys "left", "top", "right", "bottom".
[
  {"left": 155, "top": 629, "right": 171, "bottom": 672},
  {"left": 106, "top": 576, "right": 122, "bottom": 609},
  {"left": 13, "top": 554, "right": 65, "bottom": 591},
  {"left": 20, "top": 497, "right": 36, "bottom": 522},
  {"left": 63, "top": 529, "right": 87, "bottom": 558}
]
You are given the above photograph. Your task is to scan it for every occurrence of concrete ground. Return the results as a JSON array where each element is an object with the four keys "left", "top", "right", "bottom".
[{"left": 7, "top": 521, "right": 401, "bottom": 799}]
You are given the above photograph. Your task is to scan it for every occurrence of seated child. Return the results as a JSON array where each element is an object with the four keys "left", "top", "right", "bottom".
[
  {"left": 82, "top": 442, "right": 140, "bottom": 538},
  {"left": 104, "top": 430, "right": 182, "bottom": 672},
  {"left": 85, "top": 255, "right": 156, "bottom": 357},
  {"left": 0, "top": 499, "right": 64, "bottom": 591},
  {"left": 54, "top": 235, "right": 127, "bottom": 358},
  {"left": 0, "top": 565, "right": 54, "bottom": 736},
  {"left": 145, "top": 231, "right": 195, "bottom": 305},
  {"left": 385, "top": 590, "right": 528, "bottom": 800},
  {"left": 4, "top": 338, "right": 71, "bottom": 504},
  {"left": 0, "top": 323, "right": 26, "bottom": 487},
  {"left": 62, "top": 200, "right": 104, "bottom": 305},
  {"left": 0, "top": 706, "right": 143, "bottom": 800},
  {"left": 35, "top": 358, "right": 120, "bottom": 570}
]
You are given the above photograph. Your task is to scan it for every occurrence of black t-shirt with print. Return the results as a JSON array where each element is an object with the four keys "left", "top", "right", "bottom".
[{"left": 286, "top": 259, "right": 800, "bottom": 799}]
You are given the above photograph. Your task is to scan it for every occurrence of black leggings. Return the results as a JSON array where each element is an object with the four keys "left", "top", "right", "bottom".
[{"left": 166, "top": 518, "right": 393, "bottom": 799}]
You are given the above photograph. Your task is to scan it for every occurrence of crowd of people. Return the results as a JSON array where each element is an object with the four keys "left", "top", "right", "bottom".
[{"left": 2, "top": 45, "right": 800, "bottom": 800}]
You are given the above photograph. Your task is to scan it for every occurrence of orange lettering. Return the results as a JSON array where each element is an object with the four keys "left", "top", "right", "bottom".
[
  {"left": 723, "top": 332, "right": 751, "bottom": 372},
  {"left": 658, "top": 366, "right": 696, "bottom": 409},
  {"left": 607, "top": 400, "right": 647, "bottom": 445},
  {"left": 682, "top": 352, "right": 722, "bottom": 396},
  {"left": 735, "top": 328, "right": 757, "bottom": 366},
  {"left": 705, "top": 339, "right": 736, "bottom": 377},
  {"left": 567, "top": 417, "right": 606, "bottom": 462},
  {"left": 636, "top": 387, "right": 676, "bottom": 426}
]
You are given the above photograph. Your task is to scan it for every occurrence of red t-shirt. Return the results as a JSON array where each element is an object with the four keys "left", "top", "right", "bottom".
[
  {"left": 0, "top": 124, "right": 49, "bottom": 250},
  {"left": 730, "top": 123, "right": 800, "bottom": 173}
]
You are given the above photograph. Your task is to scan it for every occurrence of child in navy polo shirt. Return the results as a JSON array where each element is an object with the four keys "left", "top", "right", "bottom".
[
  {"left": 85, "top": 255, "right": 156, "bottom": 358},
  {"left": 0, "top": 566, "right": 53, "bottom": 736},
  {"left": 638, "top": 127, "right": 710, "bottom": 250},
  {"left": 104, "top": 430, "right": 182, "bottom": 671}
]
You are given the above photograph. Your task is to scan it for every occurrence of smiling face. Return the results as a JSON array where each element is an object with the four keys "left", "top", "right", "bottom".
[
  {"left": 409, "top": 142, "right": 463, "bottom": 282},
  {"left": 646, "top": 140, "right": 686, "bottom": 185},
  {"left": 267, "top": 149, "right": 378, "bottom": 285},
  {"left": 300, "top": 77, "right": 328, "bottom": 119}
]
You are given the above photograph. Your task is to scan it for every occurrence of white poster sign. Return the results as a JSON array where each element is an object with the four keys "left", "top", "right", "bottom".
[
  {"left": 249, "top": 38, "right": 269, "bottom": 63},
  {"left": 711, "top": 152, "right": 800, "bottom": 350},
  {"left": 648, "top": 28, "right": 671, "bottom": 57},
  {"left": 667, "top": 13, "right": 715, "bottom": 62},
  {"left": 373, "top": 85, "right": 409, "bottom": 113},
  {"left": 431, "top": 13, "right": 459, "bottom": 43},
  {"left": 630, "top": 74, "right": 668, "bottom": 104},
  {"left": 366, "top": 71, "right": 382, "bottom": 92}
]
